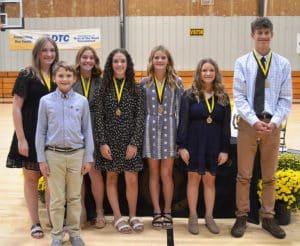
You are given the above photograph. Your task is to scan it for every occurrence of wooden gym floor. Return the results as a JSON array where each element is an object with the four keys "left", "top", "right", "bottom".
[{"left": 0, "top": 103, "right": 299, "bottom": 246}]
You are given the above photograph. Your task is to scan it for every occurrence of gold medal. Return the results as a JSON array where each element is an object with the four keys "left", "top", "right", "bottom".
[
  {"left": 158, "top": 105, "right": 164, "bottom": 114},
  {"left": 207, "top": 115, "right": 213, "bottom": 124},
  {"left": 116, "top": 108, "right": 121, "bottom": 117},
  {"left": 265, "top": 79, "right": 270, "bottom": 88}
]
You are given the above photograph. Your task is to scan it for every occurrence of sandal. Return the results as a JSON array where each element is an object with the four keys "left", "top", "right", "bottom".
[
  {"left": 152, "top": 212, "right": 163, "bottom": 230},
  {"left": 129, "top": 216, "right": 144, "bottom": 232},
  {"left": 163, "top": 212, "right": 173, "bottom": 229},
  {"left": 95, "top": 216, "right": 106, "bottom": 229},
  {"left": 31, "top": 223, "right": 44, "bottom": 239},
  {"left": 114, "top": 217, "right": 132, "bottom": 234}
]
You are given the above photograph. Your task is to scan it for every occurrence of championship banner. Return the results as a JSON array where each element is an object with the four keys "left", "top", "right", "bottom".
[{"left": 9, "top": 29, "right": 101, "bottom": 50}]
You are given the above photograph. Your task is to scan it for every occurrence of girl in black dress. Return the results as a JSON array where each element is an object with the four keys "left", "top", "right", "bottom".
[
  {"left": 177, "top": 58, "right": 231, "bottom": 235},
  {"left": 6, "top": 37, "right": 59, "bottom": 239},
  {"left": 93, "top": 49, "right": 145, "bottom": 233}
]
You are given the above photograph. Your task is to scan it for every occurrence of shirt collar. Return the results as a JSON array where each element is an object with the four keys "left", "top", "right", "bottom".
[{"left": 55, "top": 88, "right": 74, "bottom": 99}]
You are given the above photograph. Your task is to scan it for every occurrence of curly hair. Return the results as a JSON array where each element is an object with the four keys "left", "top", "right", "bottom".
[
  {"left": 102, "top": 48, "right": 136, "bottom": 94},
  {"left": 75, "top": 46, "right": 102, "bottom": 78},
  {"left": 190, "top": 58, "right": 229, "bottom": 106},
  {"left": 146, "top": 45, "right": 178, "bottom": 89}
]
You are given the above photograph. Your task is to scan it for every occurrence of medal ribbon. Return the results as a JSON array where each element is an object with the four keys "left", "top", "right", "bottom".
[
  {"left": 80, "top": 75, "right": 91, "bottom": 98},
  {"left": 41, "top": 70, "right": 51, "bottom": 92},
  {"left": 253, "top": 49, "right": 272, "bottom": 78},
  {"left": 205, "top": 94, "right": 215, "bottom": 115},
  {"left": 154, "top": 77, "right": 166, "bottom": 104},
  {"left": 113, "top": 78, "right": 126, "bottom": 103}
]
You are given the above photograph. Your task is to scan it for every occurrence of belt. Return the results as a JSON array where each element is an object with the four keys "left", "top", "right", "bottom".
[
  {"left": 256, "top": 112, "right": 272, "bottom": 120},
  {"left": 46, "top": 146, "right": 83, "bottom": 153}
]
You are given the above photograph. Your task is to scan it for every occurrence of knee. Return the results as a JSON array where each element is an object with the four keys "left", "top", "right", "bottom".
[
  {"left": 106, "top": 175, "right": 118, "bottom": 186},
  {"left": 236, "top": 174, "right": 251, "bottom": 184},
  {"left": 126, "top": 175, "right": 137, "bottom": 187},
  {"left": 262, "top": 176, "right": 275, "bottom": 186}
]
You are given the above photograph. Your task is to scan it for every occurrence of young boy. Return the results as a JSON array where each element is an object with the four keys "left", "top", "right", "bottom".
[{"left": 36, "top": 61, "right": 94, "bottom": 246}]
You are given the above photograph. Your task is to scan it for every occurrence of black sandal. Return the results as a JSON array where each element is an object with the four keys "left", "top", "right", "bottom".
[
  {"left": 163, "top": 212, "right": 173, "bottom": 229},
  {"left": 31, "top": 223, "right": 44, "bottom": 239},
  {"left": 152, "top": 212, "right": 163, "bottom": 230}
]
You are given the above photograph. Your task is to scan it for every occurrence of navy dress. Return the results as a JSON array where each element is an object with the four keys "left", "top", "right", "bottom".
[{"left": 176, "top": 90, "right": 231, "bottom": 175}]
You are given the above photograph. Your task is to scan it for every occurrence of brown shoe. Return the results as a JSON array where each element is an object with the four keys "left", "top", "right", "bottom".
[
  {"left": 262, "top": 218, "right": 286, "bottom": 239},
  {"left": 231, "top": 216, "right": 247, "bottom": 238},
  {"left": 205, "top": 216, "right": 220, "bottom": 234},
  {"left": 188, "top": 215, "right": 199, "bottom": 235}
]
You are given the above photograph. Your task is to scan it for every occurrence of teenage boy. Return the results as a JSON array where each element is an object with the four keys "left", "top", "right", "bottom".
[
  {"left": 231, "top": 17, "right": 292, "bottom": 239},
  {"left": 36, "top": 61, "right": 94, "bottom": 246}
]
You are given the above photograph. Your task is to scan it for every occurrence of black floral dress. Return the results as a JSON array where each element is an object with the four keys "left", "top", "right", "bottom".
[
  {"left": 93, "top": 80, "right": 145, "bottom": 172},
  {"left": 6, "top": 69, "right": 56, "bottom": 171}
]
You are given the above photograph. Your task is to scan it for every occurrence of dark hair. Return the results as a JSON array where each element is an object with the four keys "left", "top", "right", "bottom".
[
  {"left": 190, "top": 58, "right": 229, "bottom": 106},
  {"left": 75, "top": 46, "right": 102, "bottom": 78},
  {"left": 251, "top": 17, "right": 273, "bottom": 33},
  {"left": 102, "top": 48, "right": 136, "bottom": 94}
]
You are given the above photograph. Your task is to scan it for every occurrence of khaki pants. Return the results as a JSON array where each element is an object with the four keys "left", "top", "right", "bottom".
[
  {"left": 236, "top": 119, "right": 280, "bottom": 218},
  {"left": 46, "top": 149, "right": 84, "bottom": 240}
]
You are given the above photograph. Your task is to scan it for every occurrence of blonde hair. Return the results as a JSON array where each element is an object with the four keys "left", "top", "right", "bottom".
[
  {"left": 191, "top": 58, "right": 229, "bottom": 106},
  {"left": 52, "top": 61, "right": 76, "bottom": 77},
  {"left": 146, "top": 45, "right": 178, "bottom": 89}
]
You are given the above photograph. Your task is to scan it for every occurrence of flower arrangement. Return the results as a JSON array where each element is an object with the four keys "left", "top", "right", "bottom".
[
  {"left": 278, "top": 153, "right": 300, "bottom": 171},
  {"left": 37, "top": 176, "right": 46, "bottom": 203},
  {"left": 257, "top": 169, "right": 300, "bottom": 209}
]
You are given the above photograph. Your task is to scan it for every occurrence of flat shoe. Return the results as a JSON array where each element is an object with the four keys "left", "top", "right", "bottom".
[
  {"left": 205, "top": 216, "right": 220, "bottom": 234},
  {"left": 188, "top": 215, "right": 199, "bottom": 235}
]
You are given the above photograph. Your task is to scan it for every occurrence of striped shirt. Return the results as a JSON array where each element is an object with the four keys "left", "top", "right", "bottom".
[
  {"left": 233, "top": 51, "right": 292, "bottom": 127},
  {"left": 36, "top": 88, "right": 94, "bottom": 163}
]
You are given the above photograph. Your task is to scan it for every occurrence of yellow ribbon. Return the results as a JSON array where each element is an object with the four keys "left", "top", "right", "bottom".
[
  {"left": 113, "top": 77, "right": 126, "bottom": 103},
  {"left": 204, "top": 94, "right": 214, "bottom": 114},
  {"left": 253, "top": 49, "right": 272, "bottom": 77},
  {"left": 154, "top": 77, "right": 166, "bottom": 104},
  {"left": 40, "top": 70, "right": 51, "bottom": 92},
  {"left": 80, "top": 75, "right": 91, "bottom": 98}
]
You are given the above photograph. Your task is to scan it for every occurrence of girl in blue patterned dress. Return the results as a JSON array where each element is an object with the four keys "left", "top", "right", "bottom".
[
  {"left": 140, "top": 45, "right": 184, "bottom": 229},
  {"left": 177, "top": 58, "right": 231, "bottom": 235}
]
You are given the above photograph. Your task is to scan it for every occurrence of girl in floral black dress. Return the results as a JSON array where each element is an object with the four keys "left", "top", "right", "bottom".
[{"left": 93, "top": 49, "right": 145, "bottom": 233}]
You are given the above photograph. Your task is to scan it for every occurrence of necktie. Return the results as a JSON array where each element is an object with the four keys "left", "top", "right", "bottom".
[{"left": 253, "top": 57, "right": 266, "bottom": 115}]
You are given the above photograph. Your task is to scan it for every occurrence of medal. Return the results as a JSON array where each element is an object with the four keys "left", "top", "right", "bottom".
[
  {"left": 204, "top": 93, "right": 215, "bottom": 124},
  {"left": 116, "top": 108, "right": 121, "bottom": 117},
  {"left": 158, "top": 105, "right": 164, "bottom": 114},
  {"left": 206, "top": 115, "right": 213, "bottom": 124}
]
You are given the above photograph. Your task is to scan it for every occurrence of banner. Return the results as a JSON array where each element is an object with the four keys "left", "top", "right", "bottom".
[{"left": 9, "top": 29, "right": 101, "bottom": 50}]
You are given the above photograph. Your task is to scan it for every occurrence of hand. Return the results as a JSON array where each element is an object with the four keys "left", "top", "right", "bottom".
[
  {"left": 81, "top": 162, "right": 92, "bottom": 175},
  {"left": 100, "top": 144, "right": 112, "bottom": 160},
  {"left": 18, "top": 138, "right": 29, "bottom": 157},
  {"left": 253, "top": 121, "right": 269, "bottom": 134},
  {"left": 39, "top": 162, "right": 50, "bottom": 177},
  {"left": 178, "top": 148, "right": 190, "bottom": 165},
  {"left": 218, "top": 152, "right": 228, "bottom": 165},
  {"left": 266, "top": 122, "right": 277, "bottom": 133},
  {"left": 125, "top": 144, "right": 137, "bottom": 160}
]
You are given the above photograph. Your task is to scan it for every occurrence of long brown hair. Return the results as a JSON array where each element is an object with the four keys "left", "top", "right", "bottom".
[
  {"left": 146, "top": 45, "right": 178, "bottom": 89},
  {"left": 191, "top": 58, "right": 229, "bottom": 106},
  {"left": 75, "top": 46, "right": 102, "bottom": 78}
]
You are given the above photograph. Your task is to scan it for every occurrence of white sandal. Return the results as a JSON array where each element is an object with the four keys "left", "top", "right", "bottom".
[
  {"left": 129, "top": 216, "right": 144, "bottom": 232},
  {"left": 114, "top": 217, "right": 132, "bottom": 234}
]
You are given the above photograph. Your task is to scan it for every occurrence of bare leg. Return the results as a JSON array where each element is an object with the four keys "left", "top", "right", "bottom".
[
  {"left": 202, "top": 172, "right": 216, "bottom": 217},
  {"left": 187, "top": 172, "right": 201, "bottom": 217},
  {"left": 160, "top": 158, "right": 175, "bottom": 214},
  {"left": 124, "top": 171, "right": 138, "bottom": 217},
  {"left": 89, "top": 166, "right": 105, "bottom": 219},
  {"left": 148, "top": 159, "right": 161, "bottom": 214},
  {"left": 106, "top": 171, "right": 121, "bottom": 221}
]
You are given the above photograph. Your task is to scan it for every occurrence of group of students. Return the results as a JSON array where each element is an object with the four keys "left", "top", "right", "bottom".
[{"left": 6, "top": 16, "right": 292, "bottom": 246}]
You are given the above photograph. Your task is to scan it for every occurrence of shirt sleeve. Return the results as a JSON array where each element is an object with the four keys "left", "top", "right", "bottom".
[
  {"left": 12, "top": 69, "right": 34, "bottom": 98},
  {"left": 233, "top": 59, "right": 259, "bottom": 126},
  {"left": 176, "top": 90, "right": 190, "bottom": 149},
  {"left": 35, "top": 97, "right": 48, "bottom": 163},
  {"left": 82, "top": 98, "right": 94, "bottom": 163}
]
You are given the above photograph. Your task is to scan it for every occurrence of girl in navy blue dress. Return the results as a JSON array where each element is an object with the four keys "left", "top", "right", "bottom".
[{"left": 177, "top": 58, "right": 231, "bottom": 235}]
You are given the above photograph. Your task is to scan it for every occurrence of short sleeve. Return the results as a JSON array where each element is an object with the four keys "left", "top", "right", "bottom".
[{"left": 12, "top": 68, "right": 35, "bottom": 99}]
